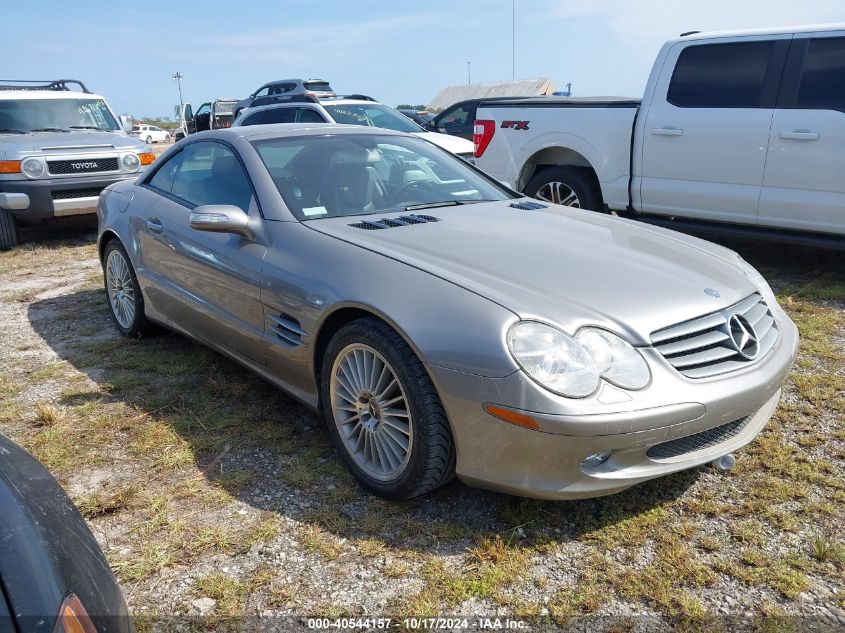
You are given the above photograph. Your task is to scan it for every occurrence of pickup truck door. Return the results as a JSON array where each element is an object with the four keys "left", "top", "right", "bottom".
[
  {"left": 759, "top": 32, "right": 845, "bottom": 236},
  {"left": 639, "top": 37, "right": 789, "bottom": 225}
]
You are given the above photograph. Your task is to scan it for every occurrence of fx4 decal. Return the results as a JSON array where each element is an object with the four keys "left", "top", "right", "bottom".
[{"left": 501, "top": 120, "right": 530, "bottom": 130}]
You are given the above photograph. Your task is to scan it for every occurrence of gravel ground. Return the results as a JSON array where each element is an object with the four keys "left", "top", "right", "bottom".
[{"left": 0, "top": 217, "right": 843, "bottom": 632}]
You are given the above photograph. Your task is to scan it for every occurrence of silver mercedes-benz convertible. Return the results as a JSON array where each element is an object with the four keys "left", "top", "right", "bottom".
[{"left": 97, "top": 123, "right": 798, "bottom": 500}]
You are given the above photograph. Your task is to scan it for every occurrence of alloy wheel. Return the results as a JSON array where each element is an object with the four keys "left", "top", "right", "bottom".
[
  {"left": 330, "top": 343, "right": 413, "bottom": 481},
  {"left": 536, "top": 181, "right": 581, "bottom": 207},
  {"left": 105, "top": 249, "right": 136, "bottom": 329}
]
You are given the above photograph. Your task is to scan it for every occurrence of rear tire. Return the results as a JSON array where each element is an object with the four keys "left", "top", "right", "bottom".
[
  {"left": 146, "top": 135, "right": 153, "bottom": 144},
  {"left": 320, "top": 318, "right": 455, "bottom": 500},
  {"left": 102, "top": 240, "right": 153, "bottom": 337},
  {"left": 524, "top": 166, "right": 603, "bottom": 211},
  {"left": 0, "top": 208, "right": 20, "bottom": 251}
]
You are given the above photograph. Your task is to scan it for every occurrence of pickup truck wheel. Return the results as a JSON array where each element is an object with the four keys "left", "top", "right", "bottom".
[
  {"left": 321, "top": 317, "right": 456, "bottom": 500},
  {"left": 0, "top": 208, "right": 20, "bottom": 251},
  {"left": 525, "top": 166, "right": 602, "bottom": 211}
]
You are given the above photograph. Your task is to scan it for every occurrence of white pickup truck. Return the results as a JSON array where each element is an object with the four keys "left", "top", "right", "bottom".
[{"left": 475, "top": 25, "right": 845, "bottom": 242}]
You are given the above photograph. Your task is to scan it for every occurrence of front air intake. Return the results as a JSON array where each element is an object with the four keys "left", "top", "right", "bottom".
[{"left": 510, "top": 201, "right": 548, "bottom": 210}]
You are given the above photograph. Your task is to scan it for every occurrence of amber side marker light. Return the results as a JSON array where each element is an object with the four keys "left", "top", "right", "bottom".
[
  {"left": 483, "top": 403, "right": 540, "bottom": 431},
  {"left": 139, "top": 153, "right": 156, "bottom": 166},
  {"left": 0, "top": 160, "right": 21, "bottom": 174},
  {"left": 51, "top": 594, "right": 97, "bottom": 633}
]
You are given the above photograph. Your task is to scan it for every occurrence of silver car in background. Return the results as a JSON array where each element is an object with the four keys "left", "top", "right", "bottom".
[{"left": 96, "top": 124, "right": 798, "bottom": 500}]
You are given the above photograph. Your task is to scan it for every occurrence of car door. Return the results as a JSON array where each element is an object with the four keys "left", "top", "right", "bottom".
[
  {"left": 136, "top": 140, "right": 268, "bottom": 364},
  {"left": 759, "top": 32, "right": 845, "bottom": 235},
  {"left": 639, "top": 37, "right": 789, "bottom": 224}
]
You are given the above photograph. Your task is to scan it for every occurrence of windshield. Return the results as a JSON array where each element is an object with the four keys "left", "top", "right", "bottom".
[
  {"left": 252, "top": 134, "right": 512, "bottom": 220},
  {"left": 0, "top": 98, "right": 119, "bottom": 132},
  {"left": 323, "top": 103, "right": 423, "bottom": 133}
]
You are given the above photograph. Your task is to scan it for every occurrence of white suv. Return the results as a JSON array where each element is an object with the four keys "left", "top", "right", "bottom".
[
  {"left": 232, "top": 95, "right": 475, "bottom": 158},
  {"left": 129, "top": 124, "right": 170, "bottom": 144}
]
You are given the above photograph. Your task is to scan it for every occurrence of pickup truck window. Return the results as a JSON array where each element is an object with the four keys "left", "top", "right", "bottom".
[
  {"left": 668, "top": 41, "right": 775, "bottom": 108},
  {"left": 796, "top": 37, "right": 845, "bottom": 111}
]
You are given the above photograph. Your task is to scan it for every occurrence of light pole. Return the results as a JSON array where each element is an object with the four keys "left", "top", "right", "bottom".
[
  {"left": 467, "top": 61, "right": 471, "bottom": 85},
  {"left": 172, "top": 71, "right": 184, "bottom": 121}
]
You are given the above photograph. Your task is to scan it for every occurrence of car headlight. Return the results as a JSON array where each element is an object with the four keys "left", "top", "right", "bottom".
[
  {"left": 122, "top": 153, "right": 141, "bottom": 171},
  {"left": 21, "top": 157, "right": 45, "bottom": 179},
  {"left": 736, "top": 255, "right": 777, "bottom": 307},
  {"left": 507, "top": 321, "right": 650, "bottom": 398}
]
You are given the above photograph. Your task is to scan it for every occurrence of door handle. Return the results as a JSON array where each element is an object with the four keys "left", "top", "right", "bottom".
[
  {"left": 651, "top": 127, "right": 684, "bottom": 137},
  {"left": 146, "top": 218, "right": 163, "bottom": 233},
  {"left": 779, "top": 130, "right": 819, "bottom": 141}
]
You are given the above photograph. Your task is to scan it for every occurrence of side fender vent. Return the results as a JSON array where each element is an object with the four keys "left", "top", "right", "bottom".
[
  {"left": 270, "top": 313, "right": 307, "bottom": 347},
  {"left": 349, "top": 214, "right": 440, "bottom": 230},
  {"left": 510, "top": 200, "right": 548, "bottom": 210}
]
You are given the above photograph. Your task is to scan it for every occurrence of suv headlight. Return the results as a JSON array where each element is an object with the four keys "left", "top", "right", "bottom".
[
  {"left": 122, "top": 153, "right": 141, "bottom": 171},
  {"left": 736, "top": 255, "right": 777, "bottom": 307},
  {"left": 507, "top": 321, "right": 650, "bottom": 398},
  {"left": 21, "top": 157, "right": 45, "bottom": 179}
]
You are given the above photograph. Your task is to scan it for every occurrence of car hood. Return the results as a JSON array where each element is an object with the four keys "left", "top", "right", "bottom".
[
  {"left": 0, "top": 130, "right": 146, "bottom": 156},
  {"left": 308, "top": 202, "right": 757, "bottom": 343},
  {"left": 412, "top": 131, "right": 474, "bottom": 155}
]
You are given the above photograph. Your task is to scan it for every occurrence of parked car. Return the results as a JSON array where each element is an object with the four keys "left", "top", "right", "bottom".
[
  {"left": 0, "top": 79, "right": 155, "bottom": 250},
  {"left": 233, "top": 95, "right": 475, "bottom": 158},
  {"left": 128, "top": 124, "right": 170, "bottom": 144},
  {"left": 398, "top": 109, "right": 435, "bottom": 126},
  {"left": 178, "top": 99, "right": 239, "bottom": 140},
  {"left": 474, "top": 24, "right": 845, "bottom": 242},
  {"left": 425, "top": 97, "right": 526, "bottom": 140},
  {"left": 0, "top": 432, "right": 134, "bottom": 632},
  {"left": 97, "top": 124, "right": 797, "bottom": 501},
  {"left": 233, "top": 79, "right": 336, "bottom": 118}
]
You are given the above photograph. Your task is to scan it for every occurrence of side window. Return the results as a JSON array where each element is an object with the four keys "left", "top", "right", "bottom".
[
  {"left": 170, "top": 142, "right": 254, "bottom": 211},
  {"left": 296, "top": 108, "right": 326, "bottom": 123},
  {"left": 796, "top": 37, "right": 845, "bottom": 110},
  {"left": 147, "top": 151, "right": 185, "bottom": 194},
  {"left": 254, "top": 87, "right": 270, "bottom": 98},
  {"left": 440, "top": 105, "right": 469, "bottom": 128},
  {"left": 668, "top": 41, "right": 775, "bottom": 108},
  {"left": 260, "top": 108, "right": 298, "bottom": 124},
  {"left": 241, "top": 112, "right": 264, "bottom": 126}
]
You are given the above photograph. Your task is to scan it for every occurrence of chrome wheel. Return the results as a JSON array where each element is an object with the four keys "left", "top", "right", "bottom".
[
  {"left": 106, "top": 249, "right": 136, "bottom": 329},
  {"left": 536, "top": 181, "right": 580, "bottom": 207},
  {"left": 330, "top": 344, "right": 413, "bottom": 481}
]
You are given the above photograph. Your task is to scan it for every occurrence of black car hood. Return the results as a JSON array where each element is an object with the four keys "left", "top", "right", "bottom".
[{"left": 0, "top": 435, "right": 132, "bottom": 632}]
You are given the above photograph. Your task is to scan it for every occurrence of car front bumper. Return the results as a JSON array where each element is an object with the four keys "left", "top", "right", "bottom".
[
  {"left": 429, "top": 309, "right": 798, "bottom": 500},
  {"left": 0, "top": 174, "right": 138, "bottom": 221}
]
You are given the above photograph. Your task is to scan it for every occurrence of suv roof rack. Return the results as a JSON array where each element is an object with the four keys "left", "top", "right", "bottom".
[
  {"left": 0, "top": 79, "right": 91, "bottom": 93},
  {"left": 679, "top": 31, "right": 701, "bottom": 37},
  {"left": 250, "top": 94, "right": 320, "bottom": 108},
  {"left": 335, "top": 94, "right": 377, "bottom": 102}
]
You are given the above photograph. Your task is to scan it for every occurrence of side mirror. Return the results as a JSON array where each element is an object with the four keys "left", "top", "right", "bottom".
[
  {"left": 189, "top": 205, "right": 253, "bottom": 238},
  {"left": 119, "top": 115, "right": 134, "bottom": 132},
  {"left": 0, "top": 192, "right": 30, "bottom": 210}
]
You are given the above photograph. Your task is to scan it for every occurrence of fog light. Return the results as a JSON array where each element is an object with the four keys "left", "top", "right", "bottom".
[
  {"left": 21, "top": 157, "right": 45, "bottom": 178},
  {"left": 581, "top": 451, "right": 612, "bottom": 469},
  {"left": 122, "top": 153, "right": 141, "bottom": 171}
]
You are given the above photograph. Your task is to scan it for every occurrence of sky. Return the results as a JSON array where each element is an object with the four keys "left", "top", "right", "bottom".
[{"left": 3, "top": 0, "right": 844, "bottom": 118}]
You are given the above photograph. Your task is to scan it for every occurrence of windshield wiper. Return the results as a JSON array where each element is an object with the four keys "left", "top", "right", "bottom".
[
  {"left": 69, "top": 125, "right": 112, "bottom": 131},
  {"left": 403, "top": 199, "right": 496, "bottom": 211},
  {"left": 28, "top": 127, "right": 70, "bottom": 132},
  {"left": 0, "top": 128, "right": 25, "bottom": 134}
]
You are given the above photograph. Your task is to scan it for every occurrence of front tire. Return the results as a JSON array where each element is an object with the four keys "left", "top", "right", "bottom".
[
  {"left": 103, "top": 240, "right": 152, "bottom": 337},
  {"left": 524, "top": 166, "right": 603, "bottom": 211},
  {"left": 146, "top": 135, "right": 153, "bottom": 144},
  {"left": 320, "top": 318, "right": 455, "bottom": 500},
  {"left": 0, "top": 208, "right": 20, "bottom": 251}
]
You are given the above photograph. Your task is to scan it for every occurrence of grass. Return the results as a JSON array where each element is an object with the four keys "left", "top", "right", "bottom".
[{"left": 1, "top": 231, "right": 843, "bottom": 619}]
